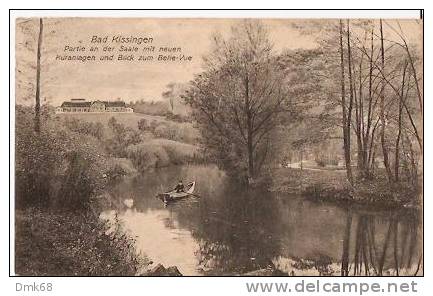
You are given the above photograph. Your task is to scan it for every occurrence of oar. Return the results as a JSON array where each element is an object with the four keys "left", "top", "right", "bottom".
[{"left": 188, "top": 193, "right": 201, "bottom": 199}]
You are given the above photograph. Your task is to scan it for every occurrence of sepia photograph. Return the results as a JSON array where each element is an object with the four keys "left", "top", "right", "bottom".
[{"left": 13, "top": 15, "right": 423, "bottom": 277}]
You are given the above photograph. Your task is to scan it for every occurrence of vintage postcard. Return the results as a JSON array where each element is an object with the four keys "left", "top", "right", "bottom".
[{"left": 13, "top": 15, "right": 423, "bottom": 277}]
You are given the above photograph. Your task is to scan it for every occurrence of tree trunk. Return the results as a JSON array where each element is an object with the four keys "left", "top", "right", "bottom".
[
  {"left": 341, "top": 211, "right": 353, "bottom": 276},
  {"left": 347, "top": 20, "right": 364, "bottom": 177},
  {"left": 34, "top": 18, "right": 43, "bottom": 133},
  {"left": 378, "top": 219, "right": 393, "bottom": 275},
  {"left": 245, "top": 73, "right": 254, "bottom": 178},
  {"left": 300, "top": 149, "right": 303, "bottom": 170},
  {"left": 363, "top": 28, "right": 375, "bottom": 176},
  {"left": 403, "top": 100, "right": 422, "bottom": 152},
  {"left": 393, "top": 221, "right": 399, "bottom": 276},
  {"left": 346, "top": 21, "right": 355, "bottom": 179},
  {"left": 339, "top": 20, "right": 353, "bottom": 184},
  {"left": 401, "top": 36, "right": 423, "bottom": 115},
  {"left": 395, "top": 61, "right": 408, "bottom": 182},
  {"left": 379, "top": 19, "right": 393, "bottom": 182},
  {"left": 247, "top": 131, "right": 254, "bottom": 177},
  {"left": 357, "top": 54, "right": 365, "bottom": 175}
]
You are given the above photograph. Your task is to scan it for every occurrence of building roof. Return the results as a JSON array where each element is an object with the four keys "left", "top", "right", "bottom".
[
  {"left": 60, "top": 100, "right": 126, "bottom": 108},
  {"left": 61, "top": 101, "right": 91, "bottom": 107}
]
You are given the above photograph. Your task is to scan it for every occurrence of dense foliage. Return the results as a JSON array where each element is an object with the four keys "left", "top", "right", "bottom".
[
  {"left": 15, "top": 106, "right": 109, "bottom": 210},
  {"left": 184, "top": 21, "right": 325, "bottom": 180},
  {"left": 16, "top": 106, "right": 204, "bottom": 211},
  {"left": 15, "top": 209, "right": 146, "bottom": 276}
]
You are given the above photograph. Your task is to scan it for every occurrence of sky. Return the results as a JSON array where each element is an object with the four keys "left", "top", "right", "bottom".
[{"left": 15, "top": 18, "right": 422, "bottom": 106}]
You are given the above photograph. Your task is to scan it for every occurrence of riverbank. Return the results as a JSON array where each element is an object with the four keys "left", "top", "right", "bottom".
[
  {"left": 16, "top": 206, "right": 189, "bottom": 276},
  {"left": 15, "top": 208, "right": 149, "bottom": 276},
  {"left": 270, "top": 168, "right": 421, "bottom": 209}
]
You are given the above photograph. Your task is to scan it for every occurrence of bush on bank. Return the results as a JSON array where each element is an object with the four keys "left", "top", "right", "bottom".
[
  {"left": 16, "top": 106, "right": 109, "bottom": 210},
  {"left": 15, "top": 208, "right": 146, "bottom": 276},
  {"left": 271, "top": 168, "right": 422, "bottom": 208},
  {"left": 126, "top": 138, "right": 201, "bottom": 172},
  {"left": 15, "top": 106, "right": 144, "bottom": 275},
  {"left": 15, "top": 106, "right": 202, "bottom": 275}
]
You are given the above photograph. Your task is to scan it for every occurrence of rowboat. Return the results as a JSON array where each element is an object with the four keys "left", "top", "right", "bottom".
[{"left": 156, "top": 181, "right": 196, "bottom": 204}]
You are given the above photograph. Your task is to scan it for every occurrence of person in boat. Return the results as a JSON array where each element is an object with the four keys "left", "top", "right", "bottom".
[{"left": 174, "top": 180, "right": 185, "bottom": 193}]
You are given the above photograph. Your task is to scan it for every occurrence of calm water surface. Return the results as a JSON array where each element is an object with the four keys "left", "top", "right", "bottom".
[{"left": 104, "top": 164, "right": 422, "bottom": 276}]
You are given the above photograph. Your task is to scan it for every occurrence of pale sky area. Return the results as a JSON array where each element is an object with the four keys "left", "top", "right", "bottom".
[{"left": 15, "top": 18, "right": 422, "bottom": 106}]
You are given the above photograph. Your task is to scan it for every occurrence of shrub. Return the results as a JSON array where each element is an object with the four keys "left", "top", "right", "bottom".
[
  {"left": 15, "top": 106, "right": 109, "bottom": 210},
  {"left": 153, "top": 124, "right": 179, "bottom": 141},
  {"left": 146, "top": 119, "right": 199, "bottom": 144},
  {"left": 173, "top": 123, "right": 200, "bottom": 144},
  {"left": 65, "top": 118, "right": 104, "bottom": 139},
  {"left": 15, "top": 107, "right": 147, "bottom": 276},
  {"left": 106, "top": 117, "right": 141, "bottom": 157},
  {"left": 106, "top": 158, "right": 137, "bottom": 177},
  {"left": 328, "top": 158, "right": 339, "bottom": 166},
  {"left": 126, "top": 139, "right": 201, "bottom": 171},
  {"left": 158, "top": 139, "right": 199, "bottom": 164},
  {"left": 164, "top": 112, "right": 191, "bottom": 123},
  {"left": 15, "top": 208, "right": 146, "bottom": 276},
  {"left": 126, "top": 142, "right": 170, "bottom": 171},
  {"left": 148, "top": 120, "right": 159, "bottom": 132},
  {"left": 137, "top": 118, "right": 148, "bottom": 131},
  {"left": 16, "top": 126, "right": 61, "bottom": 208},
  {"left": 106, "top": 164, "right": 127, "bottom": 181},
  {"left": 129, "top": 100, "right": 169, "bottom": 116}
]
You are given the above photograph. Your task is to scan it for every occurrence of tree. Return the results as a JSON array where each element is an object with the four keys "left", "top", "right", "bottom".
[
  {"left": 308, "top": 19, "right": 422, "bottom": 186},
  {"left": 162, "top": 83, "right": 178, "bottom": 111},
  {"left": 184, "top": 20, "right": 297, "bottom": 179},
  {"left": 339, "top": 20, "right": 354, "bottom": 184},
  {"left": 351, "top": 20, "right": 422, "bottom": 184},
  {"left": 16, "top": 18, "right": 43, "bottom": 132},
  {"left": 16, "top": 18, "right": 59, "bottom": 132},
  {"left": 106, "top": 117, "right": 141, "bottom": 157},
  {"left": 137, "top": 118, "right": 148, "bottom": 131},
  {"left": 379, "top": 19, "right": 393, "bottom": 182},
  {"left": 394, "top": 60, "right": 408, "bottom": 181},
  {"left": 34, "top": 18, "right": 43, "bottom": 133},
  {"left": 162, "top": 82, "right": 189, "bottom": 114}
]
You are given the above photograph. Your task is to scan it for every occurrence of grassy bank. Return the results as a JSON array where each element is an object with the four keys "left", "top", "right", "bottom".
[
  {"left": 58, "top": 111, "right": 203, "bottom": 171},
  {"left": 58, "top": 112, "right": 168, "bottom": 129},
  {"left": 15, "top": 208, "right": 148, "bottom": 276},
  {"left": 270, "top": 168, "right": 421, "bottom": 209},
  {"left": 15, "top": 106, "right": 152, "bottom": 276},
  {"left": 58, "top": 112, "right": 200, "bottom": 145},
  {"left": 16, "top": 106, "right": 200, "bottom": 276}
]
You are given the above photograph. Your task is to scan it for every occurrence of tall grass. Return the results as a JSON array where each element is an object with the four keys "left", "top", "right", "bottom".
[{"left": 126, "top": 139, "right": 201, "bottom": 172}]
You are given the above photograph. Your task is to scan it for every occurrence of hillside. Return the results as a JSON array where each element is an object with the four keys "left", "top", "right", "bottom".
[
  {"left": 56, "top": 112, "right": 169, "bottom": 129},
  {"left": 57, "top": 111, "right": 201, "bottom": 149}
]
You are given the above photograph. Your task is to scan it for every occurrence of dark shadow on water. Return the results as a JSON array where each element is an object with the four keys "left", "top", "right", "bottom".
[
  {"left": 182, "top": 186, "right": 284, "bottom": 274},
  {"left": 108, "top": 165, "right": 422, "bottom": 276},
  {"left": 340, "top": 209, "right": 422, "bottom": 276}
]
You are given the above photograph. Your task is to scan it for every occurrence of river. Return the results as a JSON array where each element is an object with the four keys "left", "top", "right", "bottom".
[{"left": 103, "top": 164, "right": 422, "bottom": 276}]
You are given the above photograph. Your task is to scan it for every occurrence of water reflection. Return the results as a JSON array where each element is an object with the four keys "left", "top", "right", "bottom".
[
  {"left": 190, "top": 186, "right": 283, "bottom": 274},
  {"left": 340, "top": 211, "right": 422, "bottom": 276},
  {"left": 105, "top": 165, "right": 422, "bottom": 276}
]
